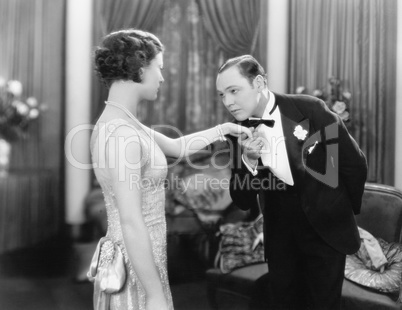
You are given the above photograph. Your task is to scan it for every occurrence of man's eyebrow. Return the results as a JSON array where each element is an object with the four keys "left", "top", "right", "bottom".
[
  {"left": 217, "top": 85, "right": 240, "bottom": 93},
  {"left": 222, "top": 85, "right": 238, "bottom": 91}
]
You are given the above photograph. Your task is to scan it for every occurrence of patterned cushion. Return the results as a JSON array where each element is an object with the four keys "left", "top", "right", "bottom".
[
  {"left": 215, "top": 216, "right": 265, "bottom": 274},
  {"left": 345, "top": 238, "right": 402, "bottom": 297}
]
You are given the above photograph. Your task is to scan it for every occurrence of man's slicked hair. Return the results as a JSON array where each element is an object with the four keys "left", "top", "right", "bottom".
[{"left": 218, "top": 55, "right": 266, "bottom": 85}]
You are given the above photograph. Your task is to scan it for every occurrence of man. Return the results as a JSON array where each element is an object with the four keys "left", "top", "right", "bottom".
[{"left": 216, "top": 55, "right": 367, "bottom": 310}]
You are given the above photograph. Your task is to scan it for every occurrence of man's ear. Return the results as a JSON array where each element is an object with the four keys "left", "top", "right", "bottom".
[{"left": 253, "top": 75, "right": 265, "bottom": 91}]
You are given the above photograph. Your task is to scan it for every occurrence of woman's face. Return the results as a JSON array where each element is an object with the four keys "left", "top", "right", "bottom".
[{"left": 141, "top": 53, "right": 164, "bottom": 101}]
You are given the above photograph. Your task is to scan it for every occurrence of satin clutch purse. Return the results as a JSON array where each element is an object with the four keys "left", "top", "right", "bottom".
[{"left": 87, "top": 236, "right": 127, "bottom": 293}]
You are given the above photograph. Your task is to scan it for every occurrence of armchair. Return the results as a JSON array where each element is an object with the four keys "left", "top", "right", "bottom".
[
  {"left": 205, "top": 183, "right": 402, "bottom": 310},
  {"left": 342, "top": 183, "right": 402, "bottom": 310}
]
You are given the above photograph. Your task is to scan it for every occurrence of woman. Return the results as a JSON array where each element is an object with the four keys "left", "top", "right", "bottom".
[{"left": 89, "top": 29, "right": 252, "bottom": 310}]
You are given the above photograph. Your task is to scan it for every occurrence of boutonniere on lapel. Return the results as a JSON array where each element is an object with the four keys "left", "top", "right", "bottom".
[{"left": 293, "top": 125, "right": 308, "bottom": 141}]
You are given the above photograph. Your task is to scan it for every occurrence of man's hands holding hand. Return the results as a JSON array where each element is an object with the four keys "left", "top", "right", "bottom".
[
  {"left": 221, "top": 124, "right": 265, "bottom": 168},
  {"left": 238, "top": 129, "right": 264, "bottom": 167}
]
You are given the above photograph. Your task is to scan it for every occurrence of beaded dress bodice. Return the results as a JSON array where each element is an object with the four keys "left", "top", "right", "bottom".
[{"left": 90, "top": 115, "right": 173, "bottom": 310}]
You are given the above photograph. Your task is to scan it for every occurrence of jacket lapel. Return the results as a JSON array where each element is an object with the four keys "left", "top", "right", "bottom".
[{"left": 274, "top": 93, "right": 311, "bottom": 182}]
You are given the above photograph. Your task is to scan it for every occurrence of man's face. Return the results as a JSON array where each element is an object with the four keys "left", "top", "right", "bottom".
[{"left": 216, "top": 66, "right": 259, "bottom": 121}]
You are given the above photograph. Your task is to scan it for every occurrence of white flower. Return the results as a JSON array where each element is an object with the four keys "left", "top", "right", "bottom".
[
  {"left": 342, "top": 91, "right": 352, "bottom": 100},
  {"left": 13, "top": 101, "right": 30, "bottom": 115},
  {"left": 332, "top": 101, "right": 346, "bottom": 114},
  {"left": 7, "top": 80, "right": 23, "bottom": 97},
  {"left": 312, "top": 89, "right": 323, "bottom": 97},
  {"left": 293, "top": 125, "right": 308, "bottom": 141},
  {"left": 26, "top": 97, "right": 38, "bottom": 108},
  {"left": 28, "top": 108, "right": 39, "bottom": 119}
]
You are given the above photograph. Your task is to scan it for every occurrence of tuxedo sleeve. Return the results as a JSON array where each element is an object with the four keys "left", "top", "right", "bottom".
[{"left": 336, "top": 117, "right": 368, "bottom": 214}]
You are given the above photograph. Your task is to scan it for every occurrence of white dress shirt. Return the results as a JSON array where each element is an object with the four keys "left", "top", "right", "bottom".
[{"left": 243, "top": 91, "right": 294, "bottom": 185}]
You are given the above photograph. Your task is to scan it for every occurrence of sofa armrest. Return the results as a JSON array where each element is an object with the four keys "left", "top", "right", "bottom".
[{"left": 356, "top": 183, "right": 402, "bottom": 243}]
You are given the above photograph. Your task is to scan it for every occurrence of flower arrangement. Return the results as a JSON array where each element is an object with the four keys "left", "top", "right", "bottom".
[
  {"left": 0, "top": 77, "right": 45, "bottom": 141},
  {"left": 295, "top": 77, "right": 351, "bottom": 123}
]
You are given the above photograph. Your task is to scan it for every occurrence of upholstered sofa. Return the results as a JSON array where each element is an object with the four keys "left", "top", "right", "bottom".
[{"left": 206, "top": 183, "right": 402, "bottom": 310}]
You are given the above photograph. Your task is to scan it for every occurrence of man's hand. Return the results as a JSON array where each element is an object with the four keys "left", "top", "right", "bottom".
[{"left": 238, "top": 130, "right": 264, "bottom": 166}]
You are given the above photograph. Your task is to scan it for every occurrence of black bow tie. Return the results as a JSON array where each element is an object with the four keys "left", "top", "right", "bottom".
[{"left": 242, "top": 118, "right": 275, "bottom": 128}]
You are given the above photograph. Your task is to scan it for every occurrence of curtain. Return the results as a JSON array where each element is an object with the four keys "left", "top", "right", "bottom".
[
  {"left": 288, "top": 0, "right": 397, "bottom": 185},
  {"left": 0, "top": 0, "right": 65, "bottom": 171},
  {"left": 142, "top": 0, "right": 230, "bottom": 133},
  {"left": 91, "top": 0, "right": 165, "bottom": 122},
  {"left": 92, "top": 0, "right": 266, "bottom": 133},
  {"left": 96, "top": 0, "right": 165, "bottom": 34},
  {"left": 196, "top": 0, "right": 264, "bottom": 64},
  {"left": 0, "top": 0, "right": 65, "bottom": 243}
]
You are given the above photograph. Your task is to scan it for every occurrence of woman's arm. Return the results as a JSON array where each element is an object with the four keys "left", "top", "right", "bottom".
[
  {"left": 141, "top": 123, "right": 252, "bottom": 158},
  {"left": 108, "top": 126, "right": 168, "bottom": 310}
]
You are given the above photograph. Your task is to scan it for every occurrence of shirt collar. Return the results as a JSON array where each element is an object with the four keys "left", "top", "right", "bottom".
[{"left": 262, "top": 90, "right": 276, "bottom": 119}]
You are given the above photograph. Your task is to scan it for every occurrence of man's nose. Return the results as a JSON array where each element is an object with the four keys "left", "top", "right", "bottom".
[{"left": 223, "top": 96, "right": 234, "bottom": 108}]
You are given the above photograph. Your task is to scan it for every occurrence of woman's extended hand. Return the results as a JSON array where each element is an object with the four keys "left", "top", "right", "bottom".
[{"left": 221, "top": 123, "right": 254, "bottom": 139}]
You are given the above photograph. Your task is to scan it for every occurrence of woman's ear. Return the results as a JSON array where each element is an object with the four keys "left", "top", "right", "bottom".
[{"left": 138, "top": 67, "right": 144, "bottom": 82}]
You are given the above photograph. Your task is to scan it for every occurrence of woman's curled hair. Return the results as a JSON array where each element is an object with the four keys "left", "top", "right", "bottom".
[{"left": 94, "top": 29, "right": 164, "bottom": 87}]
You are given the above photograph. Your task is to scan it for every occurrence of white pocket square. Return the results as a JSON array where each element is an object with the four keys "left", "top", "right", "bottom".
[{"left": 307, "top": 141, "right": 319, "bottom": 154}]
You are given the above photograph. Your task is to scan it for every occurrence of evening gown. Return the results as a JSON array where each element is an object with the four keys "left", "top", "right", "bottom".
[{"left": 90, "top": 112, "right": 174, "bottom": 309}]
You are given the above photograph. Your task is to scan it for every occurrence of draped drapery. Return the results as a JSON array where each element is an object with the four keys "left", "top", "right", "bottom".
[
  {"left": 196, "top": 0, "right": 265, "bottom": 66},
  {"left": 0, "top": 0, "right": 65, "bottom": 245},
  {"left": 143, "top": 0, "right": 230, "bottom": 133},
  {"left": 288, "top": 0, "right": 397, "bottom": 185},
  {"left": 91, "top": 0, "right": 266, "bottom": 133},
  {"left": 91, "top": 0, "right": 165, "bottom": 122},
  {"left": 0, "top": 0, "right": 65, "bottom": 171},
  {"left": 96, "top": 0, "right": 165, "bottom": 35}
]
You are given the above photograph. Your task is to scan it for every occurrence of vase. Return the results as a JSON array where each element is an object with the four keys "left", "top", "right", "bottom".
[{"left": 0, "top": 138, "right": 11, "bottom": 177}]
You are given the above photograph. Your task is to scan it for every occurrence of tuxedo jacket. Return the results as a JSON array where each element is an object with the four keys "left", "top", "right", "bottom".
[{"left": 228, "top": 93, "right": 368, "bottom": 255}]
